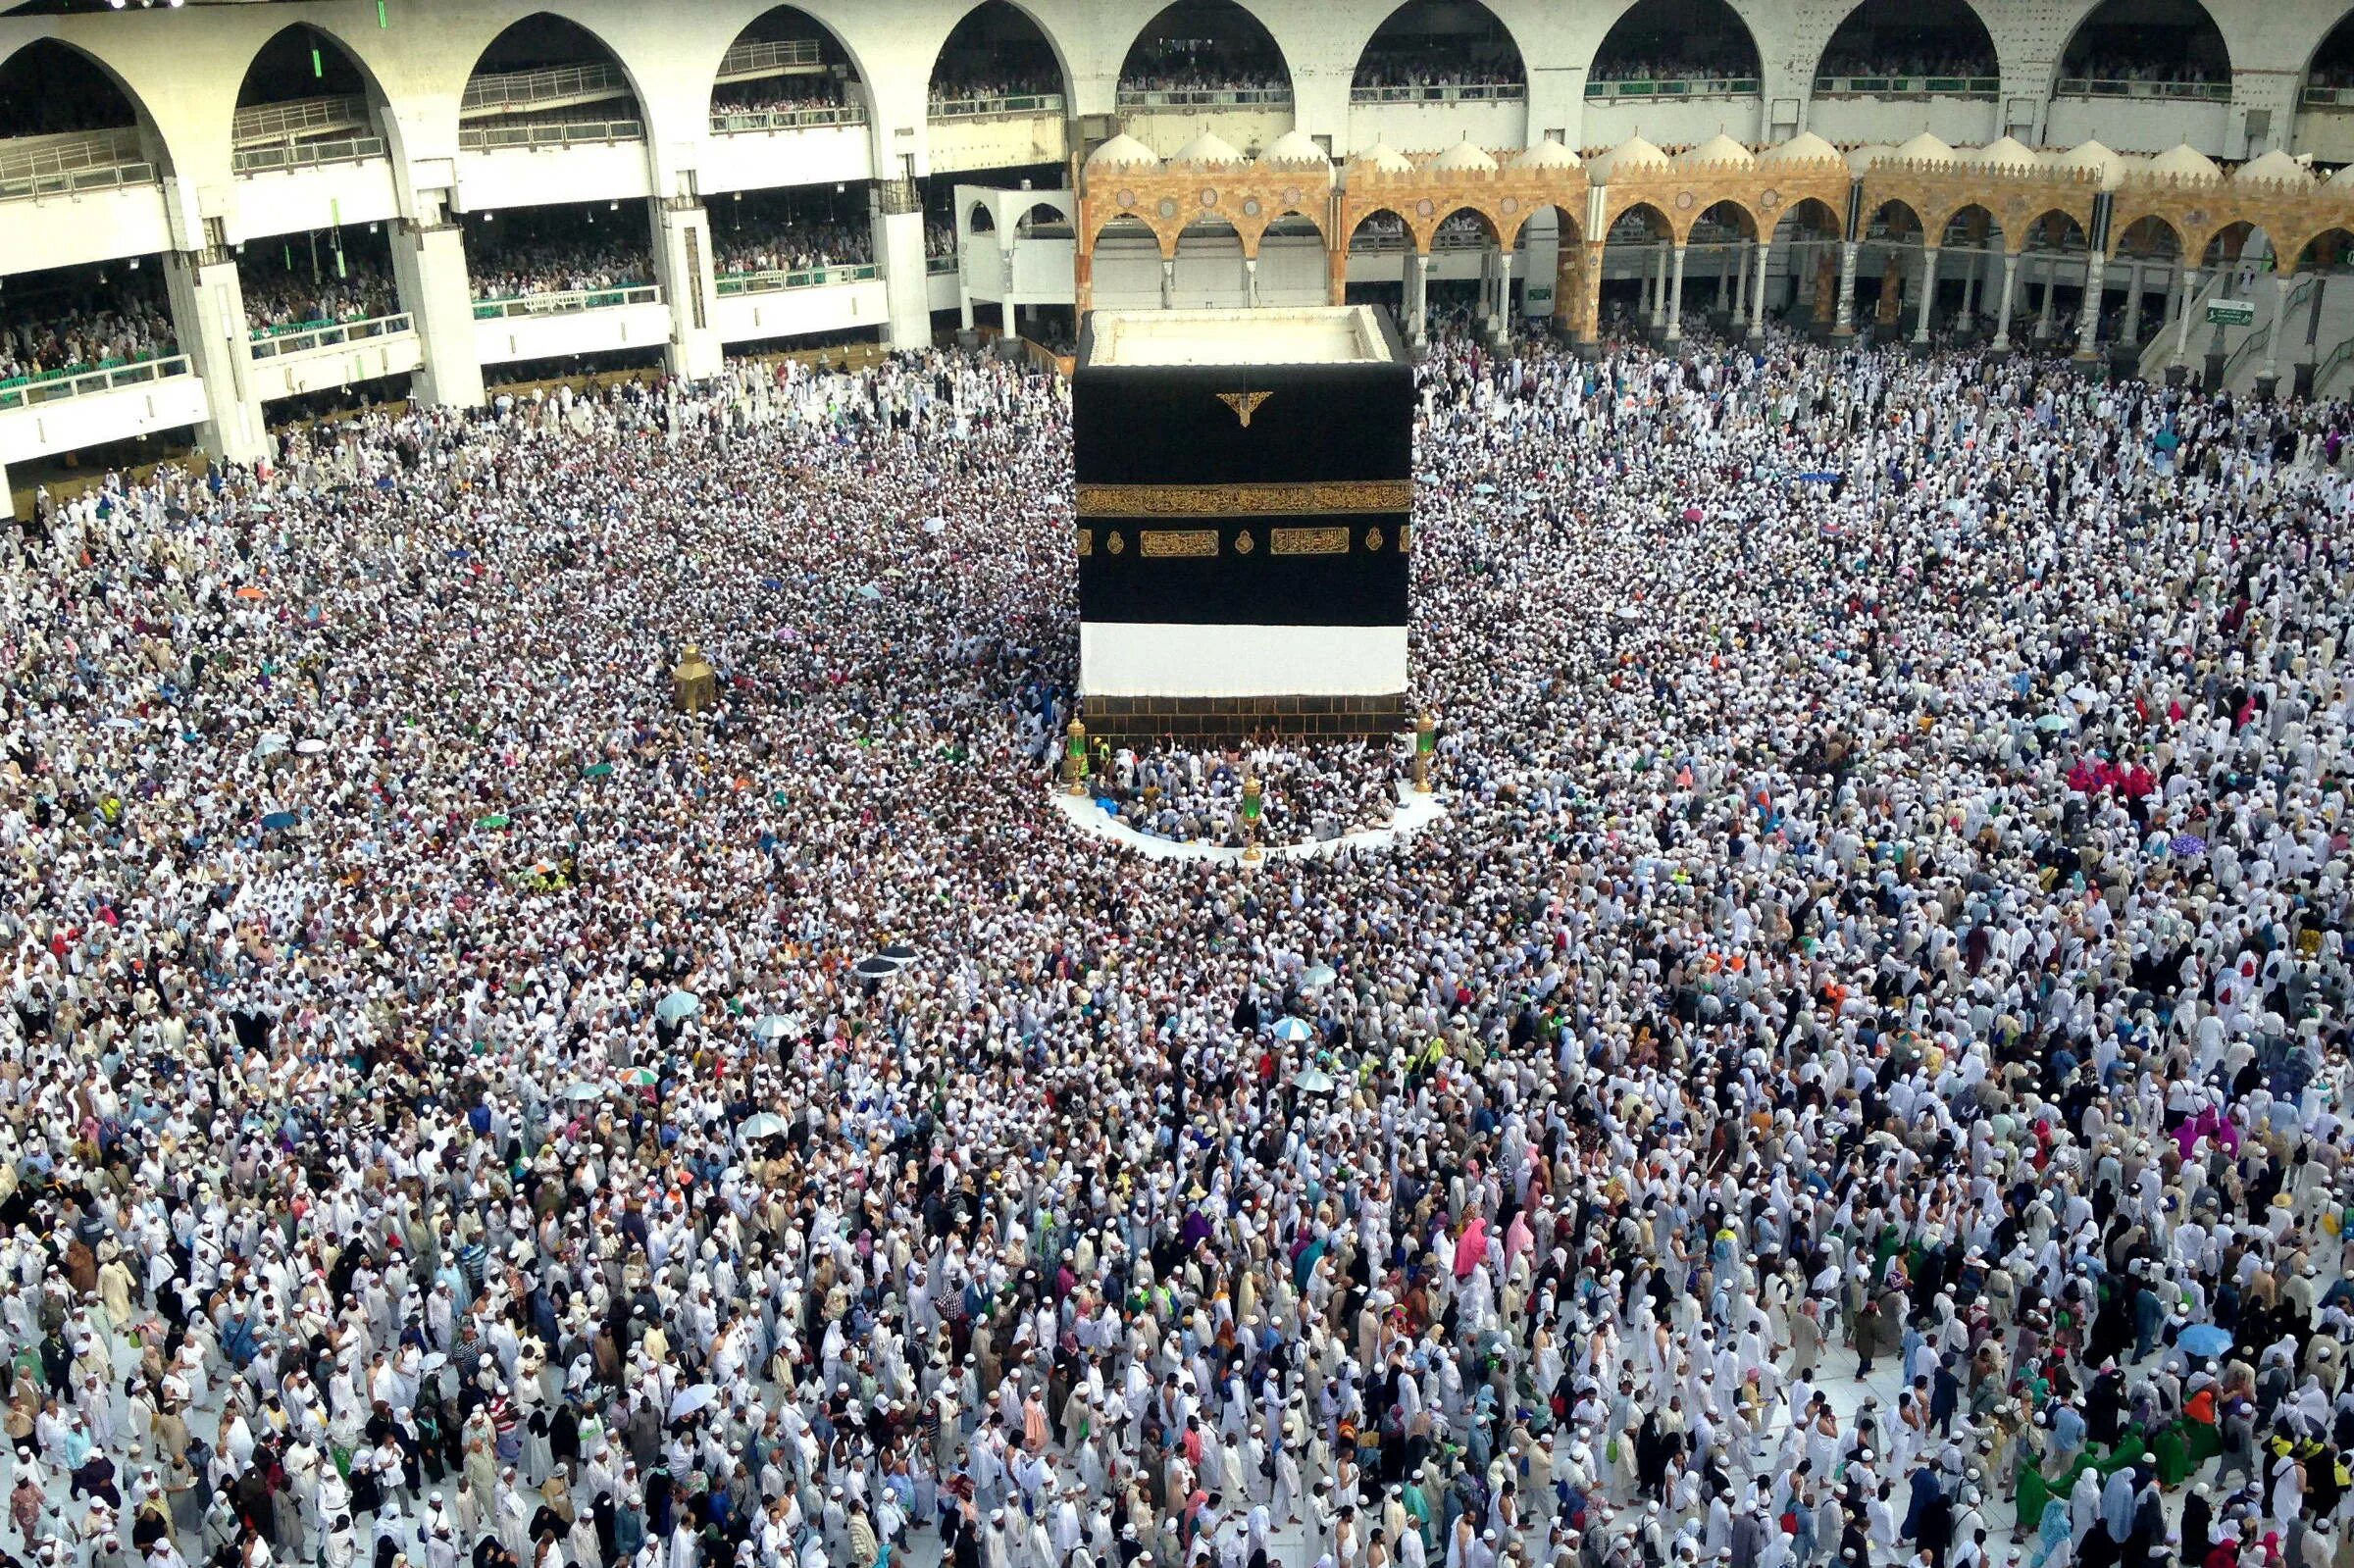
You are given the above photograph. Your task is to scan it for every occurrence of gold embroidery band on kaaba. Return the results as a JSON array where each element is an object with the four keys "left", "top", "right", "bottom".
[
  {"left": 1074, "top": 481, "right": 1412, "bottom": 519},
  {"left": 1269, "top": 527, "right": 1351, "bottom": 556},
  {"left": 1139, "top": 529, "right": 1220, "bottom": 559}
]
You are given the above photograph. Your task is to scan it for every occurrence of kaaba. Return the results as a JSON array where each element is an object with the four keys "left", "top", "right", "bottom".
[{"left": 1073, "top": 305, "right": 1412, "bottom": 742}]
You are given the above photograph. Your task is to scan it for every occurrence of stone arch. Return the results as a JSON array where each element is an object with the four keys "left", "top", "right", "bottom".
[
  {"left": 1345, "top": 205, "right": 1416, "bottom": 252},
  {"left": 928, "top": 0, "right": 1074, "bottom": 104},
  {"left": 709, "top": 5, "right": 870, "bottom": 121},
  {"left": 1933, "top": 200, "right": 2006, "bottom": 250},
  {"left": 2290, "top": 225, "right": 2354, "bottom": 272},
  {"left": 2018, "top": 208, "right": 2091, "bottom": 253},
  {"left": 2106, "top": 210, "right": 2187, "bottom": 260},
  {"left": 969, "top": 202, "right": 999, "bottom": 233},
  {"left": 1352, "top": 0, "right": 1528, "bottom": 93},
  {"left": 461, "top": 13, "right": 655, "bottom": 145},
  {"left": 0, "top": 36, "right": 180, "bottom": 176},
  {"left": 1812, "top": 0, "right": 2000, "bottom": 81},
  {"left": 1504, "top": 200, "right": 1585, "bottom": 250},
  {"left": 2056, "top": 0, "right": 2231, "bottom": 85},
  {"left": 231, "top": 22, "right": 411, "bottom": 169},
  {"left": 1017, "top": 200, "right": 1074, "bottom": 231},
  {"left": 1588, "top": 0, "right": 1764, "bottom": 84},
  {"left": 1116, "top": 0, "right": 1296, "bottom": 100},
  {"left": 1863, "top": 196, "right": 1927, "bottom": 241}
]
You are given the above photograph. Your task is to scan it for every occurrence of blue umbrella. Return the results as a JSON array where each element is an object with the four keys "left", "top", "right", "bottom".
[
  {"left": 1273, "top": 1017, "right": 1313, "bottom": 1043},
  {"left": 260, "top": 810, "right": 298, "bottom": 831},
  {"left": 656, "top": 988, "right": 701, "bottom": 1025},
  {"left": 2178, "top": 1323, "right": 2232, "bottom": 1358}
]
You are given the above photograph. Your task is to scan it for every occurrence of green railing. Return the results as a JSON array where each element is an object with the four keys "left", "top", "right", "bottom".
[
  {"left": 459, "top": 120, "right": 644, "bottom": 151},
  {"left": 2054, "top": 77, "right": 2230, "bottom": 101},
  {"left": 0, "top": 354, "right": 190, "bottom": 412},
  {"left": 2304, "top": 84, "right": 2354, "bottom": 108},
  {"left": 1585, "top": 77, "right": 1760, "bottom": 100},
  {"left": 472, "top": 285, "right": 660, "bottom": 318},
  {"left": 715, "top": 264, "right": 877, "bottom": 295},
  {"left": 248, "top": 314, "right": 414, "bottom": 359},
  {"left": 1813, "top": 75, "right": 1999, "bottom": 97},
  {"left": 710, "top": 104, "right": 868, "bottom": 134},
  {"left": 233, "top": 135, "right": 386, "bottom": 174},
  {"left": 927, "top": 253, "right": 957, "bottom": 275},
  {"left": 0, "top": 128, "right": 156, "bottom": 203},
  {"left": 1113, "top": 86, "right": 1292, "bottom": 108},
  {"left": 1350, "top": 82, "right": 1525, "bottom": 103},
  {"left": 231, "top": 95, "right": 369, "bottom": 147},
  {"left": 930, "top": 93, "right": 1067, "bottom": 119}
]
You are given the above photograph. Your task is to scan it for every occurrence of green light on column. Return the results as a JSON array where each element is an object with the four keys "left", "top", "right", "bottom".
[
  {"left": 377, "top": 0, "right": 388, "bottom": 27},
  {"left": 312, "top": 47, "right": 324, "bottom": 78}
]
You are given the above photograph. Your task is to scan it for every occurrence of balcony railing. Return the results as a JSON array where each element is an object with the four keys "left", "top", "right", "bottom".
[
  {"left": 1113, "top": 86, "right": 1293, "bottom": 109},
  {"left": 1351, "top": 229, "right": 1491, "bottom": 254},
  {"left": 1813, "top": 75, "right": 1999, "bottom": 97},
  {"left": 461, "top": 61, "right": 628, "bottom": 115},
  {"left": 709, "top": 103, "right": 868, "bottom": 134},
  {"left": 927, "top": 253, "right": 957, "bottom": 275},
  {"left": 233, "top": 135, "right": 387, "bottom": 174},
  {"left": 930, "top": 93, "right": 1067, "bottom": 119},
  {"left": 472, "top": 285, "right": 661, "bottom": 319},
  {"left": 716, "top": 264, "right": 877, "bottom": 296},
  {"left": 231, "top": 95, "right": 369, "bottom": 147},
  {"left": 0, "top": 128, "right": 156, "bottom": 202},
  {"left": 248, "top": 313, "right": 414, "bottom": 359},
  {"left": 717, "top": 36, "right": 824, "bottom": 76},
  {"left": 2303, "top": 84, "right": 2354, "bottom": 107},
  {"left": 1350, "top": 81, "right": 1526, "bottom": 104},
  {"left": 2054, "top": 77, "right": 2230, "bottom": 101},
  {"left": 0, "top": 354, "right": 190, "bottom": 412},
  {"left": 1584, "top": 77, "right": 1760, "bottom": 99},
  {"left": 459, "top": 120, "right": 645, "bottom": 151}
]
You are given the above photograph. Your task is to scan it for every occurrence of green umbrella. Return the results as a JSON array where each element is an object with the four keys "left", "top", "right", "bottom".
[
  {"left": 583, "top": 762, "right": 615, "bottom": 779},
  {"left": 477, "top": 813, "right": 511, "bottom": 829}
]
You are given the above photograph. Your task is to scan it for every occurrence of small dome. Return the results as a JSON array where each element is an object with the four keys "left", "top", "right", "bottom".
[
  {"left": 2147, "top": 142, "right": 2222, "bottom": 181},
  {"left": 1676, "top": 132, "right": 1754, "bottom": 167},
  {"left": 1169, "top": 130, "right": 1245, "bottom": 167},
  {"left": 1085, "top": 132, "right": 1159, "bottom": 172},
  {"left": 2052, "top": 138, "right": 2125, "bottom": 191},
  {"left": 1969, "top": 135, "right": 2038, "bottom": 173},
  {"left": 1513, "top": 138, "right": 1583, "bottom": 171},
  {"left": 1892, "top": 130, "right": 1958, "bottom": 167},
  {"left": 1429, "top": 138, "right": 1498, "bottom": 173},
  {"left": 1355, "top": 138, "right": 1414, "bottom": 174},
  {"left": 1257, "top": 129, "right": 1329, "bottom": 170},
  {"left": 2237, "top": 147, "right": 2313, "bottom": 187},
  {"left": 1587, "top": 133, "right": 1669, "bottom": 181},
  {"left": 1845, "top": 142, "right": 1894, "bottom": 177},
  {"left": 2329, "top": 162, "right": 2354, "bottom": 190},
  {"left": 1761, "top": 130, "right": 1840, "bottom": 165}
]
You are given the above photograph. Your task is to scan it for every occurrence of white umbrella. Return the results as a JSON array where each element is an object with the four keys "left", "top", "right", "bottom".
[
  {"left": 656, "top": 988, "right": 701, "bottom": 1024},
  {"left": 668, "top": 1384, "right": 720, "bottom": 1421},
  {"left": 1296, "top": 1066, "right": 1337, "bottom": 1095},
  {"left": 558, "top": 1082, "right": 602, "bottom": 1102},
  {"left": 740, "top": 1112, "right": 789, "bottom": 1140},
  {"left": 295, "top": 737, "right": 329, "bottom": 756},
  {"left": 752, "top": 1015, "right": 793, "bottom": 1042},
  {"left": 1272, "top": 1017, "right": 1313, "bottom": 1043},
  {"left": 1301, "top": 964, "right": 1337, "bottom": 988}
]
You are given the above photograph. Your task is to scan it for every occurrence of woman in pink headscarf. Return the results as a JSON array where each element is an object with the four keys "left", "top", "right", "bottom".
[
  {"left": 1455, "top": 1214, "right": 1488, "bottom": 1281},
  {"left": 1501, "top": 1207, "right": 1534, "bottom": 1282}
]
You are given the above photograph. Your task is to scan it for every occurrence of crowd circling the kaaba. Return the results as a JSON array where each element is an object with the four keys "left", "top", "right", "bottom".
[{"left": 9, "top": 302, "right": 2354, "bottom": 1568}]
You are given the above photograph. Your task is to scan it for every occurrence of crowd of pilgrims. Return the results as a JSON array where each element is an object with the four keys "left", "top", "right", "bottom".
[
  {"left": 1083, "top": 741, "right": 1403, "bottom": 850},
  {"left": 9, "top": 311, "right": 2354, "bottom": 1568}
]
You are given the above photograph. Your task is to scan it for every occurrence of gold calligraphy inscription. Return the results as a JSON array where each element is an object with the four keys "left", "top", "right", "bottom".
[
  {"left": 1269, "top": 527, "right": 1351, "bottom": 556},
  {"left": 1075, "top": 530, "right": 1093, "bottom": 556},
  {"left": 1074, "top": 481, "right": 1412, "bottom": 518},
  {"left": 1140, "top": 529, "right": 1220, "bottom": 559}
]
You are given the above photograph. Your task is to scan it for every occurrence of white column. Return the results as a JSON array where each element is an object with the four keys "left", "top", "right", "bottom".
[
  {"left": 2074, "top": 252, "right": 2106, "bottom": 359},
  {"left": 871, "top": 182, "right": 931, "bottom": 350},
  {"left": 1961, "top": 249, "right": 1981, "bottom": 322},
  {"left": 1913, "top": 247, "right": 1939, "bottom": 345},
  {"left": 1664, "top": 243, "right": 1688, "bottom": 343},
  {"left": 1245, "top": 255, "right": 1259, "bottom": 309},
  {"left": 958, "top": 282, "right": 975, "bottom": 332},
  {"left": 391, "top": 215, "right": 486, "bottom": 409},
  {"left": 2034, "top": 254, "right": 2058, "bottom": 341},
  {"left": 1748, "top": 240, "right": 1770, "bottom": 337},
  {"left": 1731, "top": 241, "right": 1752, "bottom": 329},
  {"left": 1495, "top": 250, "right": 1514, "bottom": 334},
  {"left": 652, "top": 198, "right": 723, "bottom": 380},
  {"left": 1409, "top": 251, "right": 1429, "bottom": 341},
  {"left": 163, "top": 249, "right": 267, "bottom": 465},
  {"left": 1834, "top": 241, "right": 1859, "bottom": 336},
  {"left": 2122, "top": 258, "right": 2143, "bottom": 344},
  {"left": 2264, "top": 271, "right": 2296, "bottom": 382},
  {"left": 1992, "top": 252, "right": 2021, "bottom": 352},
  {"left": 2175, "top": 266, "right": 2201, "bottom": 365},
  {"left": 1160, "top": 257, "right": 1176, "bottom": 310}
]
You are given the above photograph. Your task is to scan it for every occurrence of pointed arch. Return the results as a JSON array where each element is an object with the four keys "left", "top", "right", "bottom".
[
  {"left": 232, "top": 23, "right": 406, "bottom": 169},
  {"left": 1813, "top": 0, "right": 1998, "bottom": 81},
  {"left": 1589, "top": 0, "right": 1763, "bottom": 85},
  {"left": 1117, "top": 0, "right": 1295, "bottom": 102},
  {"left": 710, "top": 6, "right": 869, "bottom": 124},
  {"left": 2057, "top": 0, "right": 2230, "bottom": 86},
  {"left": 929, "top": 0, "right": 1073, "bottom": 106},
  {"left": 1353, "top": 0, "right": 1527, "bottom": 95},
  {"left": 462, "top": 13, "right": 650, "bottom": 129},
  {"left": 0, "top": 36, "right": 176, "bottom": 174}
]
